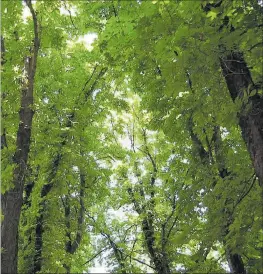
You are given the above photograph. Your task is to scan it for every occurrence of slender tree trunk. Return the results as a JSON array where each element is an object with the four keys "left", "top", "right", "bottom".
[
  {"left": 220, "top": 51, "right": 263, "bottom": 187},
  {"left": 31, "top": 64, "right": 104, "bottom": 271},
  {"left": 32, "top": 154, "right": 61, "bottom": 273},
  {"left": 128, "top": 188, "right": 170, "bottom": 274},
  {"left": 142, "top": 218, "right": 171, "bottom": 274},
  {"left": 188, "top": 119, "right": 246, "bottom": 273},
  {"left": 63, "top": 169, "right": 85, "bottom": 273},
  {"left": 1, "top": 1, "right": 39, "bottom": 273},
  {"left": 213, "top": 126, "right": 246, "bottom": 273},
  {"left": 108, "top": 238, "right": 127, "bottom": 274}
]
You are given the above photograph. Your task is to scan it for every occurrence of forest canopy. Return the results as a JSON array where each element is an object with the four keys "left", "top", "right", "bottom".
[{"left": 1, "top": 0, "right": 263, "bottom": 273}]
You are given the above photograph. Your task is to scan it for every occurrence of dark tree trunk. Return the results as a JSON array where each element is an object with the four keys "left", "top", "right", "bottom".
[
  {"left": 226, "top": 250, "right": 246, "bottom": 274},
  {"left": 31, "top": 63, "right": 101, "bottom": 272},
  {"left": 32, "top": 154, "right": 61, "bottom": 273},
  {"left": 1, "top": 35, "right": 6, "bottom": 65},
  {"left": 128, "top": 188, "right": 170, "bottom": 274},
  {"left": 220, "top": 51, "right": 263, "bottom": 187},
  {"left": 188, "top": 119, "right": 246, "bottom": 273},
  {"left": 1, "top": 1, "right": 39, "bottom": 272},
  {"left": 141, "top": 218, "right": 170, "bottom": 274},
  {"left": 63, "top": 170, "right": 85, "bottom": 273},
  {"left": 109, "top": 238, "right": 127, "bottom": 274}
]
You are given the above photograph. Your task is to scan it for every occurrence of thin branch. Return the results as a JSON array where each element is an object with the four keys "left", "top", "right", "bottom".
[
  {"left": 234, "top": 174, "right": 257, "bottom": 209},
  {"left": 166, "top": 216, "right": 179, "bottom": 243},
  {"left": 82, "top": 247, "right": 109, "bottom": 266},
  {"left": 129, "top": 238, "right": 137, "bottom": 264},
  {"left": 123, "top": 224, "right": 137, "bottom": 242},
  {"left": 131, "top": 257, "right": 156, "bottom": 270},
  {"left": 62, "top": 0, "right": 77, "bottom": 30},
  {"left": 85, "top": 67, "right": 108, "bottom": 99},
  {"left": 248, "top": 42, "right": 263, "bottom": 52},
  {"left": 81, "top": 65, "right": 98, "bottom": 93},
  {"left": 162, "top": 190, "right": 178, "bottom": 242},
  {"left": 141, "top": 129, "right": 157, "bottom": 173}
]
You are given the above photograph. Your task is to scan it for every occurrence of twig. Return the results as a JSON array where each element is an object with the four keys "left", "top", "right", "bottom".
[{"left": 62, "top": 0, "right": 78, "bottom": 30}]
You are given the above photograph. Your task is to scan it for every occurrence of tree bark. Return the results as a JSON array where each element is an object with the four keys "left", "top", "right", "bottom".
[
  {"left": 1, "top": 35, "right": 6, "bottom": 65},
  {"left": 1, "top": 1, "right": 39, "bottom": 273},
  {"left": 220, "top": 51, "right": 263, "bottom": 188}
]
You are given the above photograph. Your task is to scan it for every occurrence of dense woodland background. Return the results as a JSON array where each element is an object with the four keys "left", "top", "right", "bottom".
[{"left": 1, "top": 0, "right": 263, "bottom": 273}]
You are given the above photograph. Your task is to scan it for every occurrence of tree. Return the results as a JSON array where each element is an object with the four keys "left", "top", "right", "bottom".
[{"left": 1, "top": 1, "right": 40, "bottom": 272}]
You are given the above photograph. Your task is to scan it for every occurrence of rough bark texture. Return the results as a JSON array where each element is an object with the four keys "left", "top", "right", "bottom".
[
  {"left": 220, "top": 51, "right": 263, "bottom": 188},
  {"left": 1, "top": 1, "right": 39, "bottom": 273}
]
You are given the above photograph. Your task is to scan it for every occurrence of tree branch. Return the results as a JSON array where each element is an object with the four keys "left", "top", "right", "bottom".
[
  {"left": 234, "top": 174, "right": 257, "bottom": 209},
  {"left": 82, "top": 65, "right": 98, "bottom": 93},
  {"left": 131, "top": 257, "right": 156, "bottom": 270},
  {"left": 85, "top": 67, "right": 108, "bottom": 99},
  {"left": 82, "top": 247, "right": 109, "bottom": 266}
]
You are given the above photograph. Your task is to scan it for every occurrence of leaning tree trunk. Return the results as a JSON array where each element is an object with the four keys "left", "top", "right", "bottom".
[
  {"left": 220, "top": 51, "right": 263, "bottom": 188},
  {"left": 1, "top": 1, "right": 39, "bottom": 273}
]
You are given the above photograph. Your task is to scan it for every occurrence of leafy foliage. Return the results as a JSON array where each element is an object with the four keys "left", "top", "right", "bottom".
[{"left": 1, "top": 1, "right": 262, "bottom": 273}]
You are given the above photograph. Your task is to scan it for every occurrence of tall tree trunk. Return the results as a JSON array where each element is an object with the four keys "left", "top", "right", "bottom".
[
  {"left": 213, "top": 126, "right": 246, "bottom": 273},
  {"left": 128, "top": 134, "right": 171, "bottom": 274},
  {"left": 1, "top": 1, "right": 39, "bottom": 273},
  {"left": 30, "top": 64, "right": 105, "bottom": 272},
  {"left": 63, "top": 170, "right": 85, "bottom": 273},
  {"left": 220, "top": 51, "right": 263, "bottom": 187},
  {"left": 188, "top": 118, "right": 246, "bottom": 273},
  {"left": 128, "top": 188, "right": 171, "bottom": 274},
  {"left": 33, "top": 154, "right": 61, "bottom": 273}
]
